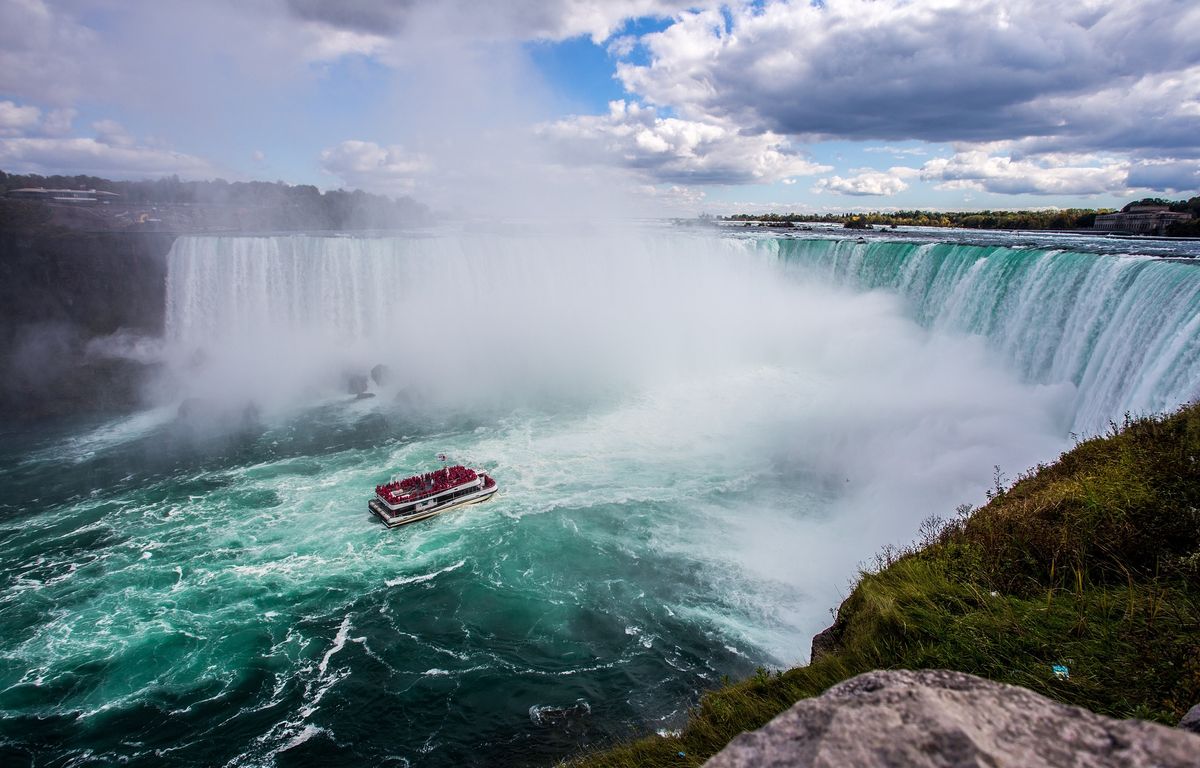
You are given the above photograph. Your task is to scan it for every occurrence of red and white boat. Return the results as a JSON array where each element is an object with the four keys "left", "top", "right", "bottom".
[{"left": 369, "top": 464, "right": 498, "bottom": 527}]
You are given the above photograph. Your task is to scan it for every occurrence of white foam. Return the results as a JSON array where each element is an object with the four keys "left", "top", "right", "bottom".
[
  {"left": 316, "top": 615, "right": 351, "bottom": 677},
  {"left": 384, "top": 559, "right": 467, "bottom": 587}
]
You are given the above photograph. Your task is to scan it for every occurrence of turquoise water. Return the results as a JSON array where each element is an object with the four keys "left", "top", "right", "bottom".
[{"left": 1, "top": 231, "right": 1197, "bottom": 766}]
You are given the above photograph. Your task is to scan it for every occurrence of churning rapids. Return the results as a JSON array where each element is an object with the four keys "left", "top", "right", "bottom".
[{"left": 1, "top": 228, "right": 1198, "bottom": 766}]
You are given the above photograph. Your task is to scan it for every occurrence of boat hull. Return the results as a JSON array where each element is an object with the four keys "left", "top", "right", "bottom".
[{"left": 369, "top": 485, "right": 498, "bottom": 528}]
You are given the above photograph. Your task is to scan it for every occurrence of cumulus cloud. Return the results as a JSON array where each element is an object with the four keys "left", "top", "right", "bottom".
[
  {"left": 540, "top": 100, "right": 831, "bottom": 185},
  {"left": 0, "top": 100, "right": 41, "bottom": 137},
  {"left": 1003, "top": 66, "right": 1200, "bottom": 159},
  {"left": 319, "top": 140, "right": 431, "bottom": 195},
  {"left": 920, "top": 151, "right": 1130, "bottom": 196},
  {"left": 91, "top": 119, "right": 135, "bottom": 149},
  {"left": 616, "top": 1, "right": 1200, "bottom": 153},
  {"left": 0, "top": 99, "right": 216, "bottom": 178},
  {"left": 41, "top": 107, "right": 76, "bottom": 136},
  {"left": 813, "top": 167, "right": 919, "bottom": 196}
]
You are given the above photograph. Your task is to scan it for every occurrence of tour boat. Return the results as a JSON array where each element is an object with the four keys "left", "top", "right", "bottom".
[{"left": 369, "top": 464, "right": 498, "bottom": 528}]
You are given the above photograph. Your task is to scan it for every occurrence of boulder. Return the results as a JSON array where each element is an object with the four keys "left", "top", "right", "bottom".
[
  {"left": 347, "top": 373, "right": 369, "bottom": 396},
  {"left": 370, "top": 363, "right": 392, "bottom": 386},
  {"left": 704, "top": 670, "right": 1200, "bottom": 768},
  {"left": 1180, "top": 703, "right": 1200, "bottom": 734}
]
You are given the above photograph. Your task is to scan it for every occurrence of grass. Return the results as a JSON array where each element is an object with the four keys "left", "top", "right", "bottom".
[{"left": 568, "top": 406, "right": 1200, "bottom": 767}]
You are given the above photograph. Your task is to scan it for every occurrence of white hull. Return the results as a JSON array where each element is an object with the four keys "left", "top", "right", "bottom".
[{"left": 370, "top": 485, "right": 497, "bottom": 528}]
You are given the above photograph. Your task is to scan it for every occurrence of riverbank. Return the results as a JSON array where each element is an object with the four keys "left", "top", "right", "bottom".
[{"left": 571, "top": 404, "right": 1200, "bottom": 766}]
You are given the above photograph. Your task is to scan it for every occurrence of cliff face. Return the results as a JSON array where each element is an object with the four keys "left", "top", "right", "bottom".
[{"left": 0, "top": 230, "right": 177, "bottom": 422}]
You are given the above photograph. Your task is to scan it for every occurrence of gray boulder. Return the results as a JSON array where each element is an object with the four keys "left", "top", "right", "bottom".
[
  {"left": 347, "top": 373, "right": 369, "bottom": 396},
  {"left": 1180, "top": 703, "right": 1200, "bottom": 734},
  {"left": 370, "top": 363, "right": 392, "bottom": 386},
  {"left": 704, "top": 669, "right": 1200, "bottom": 768}
]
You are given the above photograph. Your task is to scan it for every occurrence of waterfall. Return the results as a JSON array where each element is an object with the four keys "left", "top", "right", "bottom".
[
  {"left": 164, "top": 233, "right": 1200, "bottom": 434},
  {"left": 766, "top": 238, "right": 1200, "bottom": 432}
]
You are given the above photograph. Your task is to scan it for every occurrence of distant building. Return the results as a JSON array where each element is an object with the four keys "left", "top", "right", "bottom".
[
  {"left": 1093, "top": 204, "right": 1193, "bottom": 235},
  {"left": 6, "top": 187, "right": 120, "bottom": 204}
]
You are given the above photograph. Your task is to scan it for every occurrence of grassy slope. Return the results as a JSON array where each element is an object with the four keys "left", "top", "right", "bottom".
[{"left": 571, "top": 406, "right": 1200, "bottom": 767}]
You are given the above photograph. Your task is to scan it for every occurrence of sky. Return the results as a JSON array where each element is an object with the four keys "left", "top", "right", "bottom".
[{"left": 0, "top": 0, "right": 1198, "bottom": 215}]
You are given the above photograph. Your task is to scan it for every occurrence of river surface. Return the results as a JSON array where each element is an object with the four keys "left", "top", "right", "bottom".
[{"left": 2, "top": 227, "right": 1198, "bottom": 766}]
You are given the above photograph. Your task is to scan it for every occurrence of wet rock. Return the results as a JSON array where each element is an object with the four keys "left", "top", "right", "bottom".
[
  {"left": 347, "top": 373, "right": 369, "bottom": 396},
  {"left": 1180, "top": 703, "right": 1200, "bottom": 734},
  {"left": 241, "top": 401, "right": 261, "bottom": 429},
  {"left": 704, "top": 669, "right": 1200, "bottom": 768},
  {"left": 370, "top": 363, "right": 392, "bottom": 386},
  {"left": 809, "top": 619, "right": 844, "bottom": 665},
  {"left": 176, "top": 397, "right": 211, "bottom": 421}
]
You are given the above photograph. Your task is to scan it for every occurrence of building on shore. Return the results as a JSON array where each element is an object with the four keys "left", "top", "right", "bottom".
[
  {"left": 5, "top": 188, "right": 120, "bottom": 204},
  {"left": 1092, "top": 204, "right": 1193, "bottom": 235}
]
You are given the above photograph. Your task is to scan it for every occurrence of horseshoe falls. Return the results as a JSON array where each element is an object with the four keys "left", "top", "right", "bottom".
[
  {"left": 764, "top": 238, "right": 1200, "bottom": 434},
  {"left": 1, "top": 230, "right": 1198, "bottom": 767}
]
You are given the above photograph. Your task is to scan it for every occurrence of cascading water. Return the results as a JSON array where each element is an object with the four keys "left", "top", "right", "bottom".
[
  {"left": 165, "top": 233, "right": 1200, "bottom": 434},
  {"left": 764, "top": 238, "right": 1200, "bottom": 433},
  {"left": 2, "top": 229, "right": 1197, "bottom": 767}
]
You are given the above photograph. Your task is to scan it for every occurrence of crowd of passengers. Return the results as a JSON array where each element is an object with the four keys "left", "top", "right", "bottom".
[{"left": 376, "top": 465, "right": 478, "bottom": 505}]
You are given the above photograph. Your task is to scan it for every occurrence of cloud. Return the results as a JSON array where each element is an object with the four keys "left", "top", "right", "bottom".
[
  {"left": 1003, "top": 66, "right": 1200, "bottom": 159},
  {"left": 920, "top": 151, "right": 1129, "bottom": 196},
  {"left": 0, "top": 136, "right": 217, "bottom": 178},
  {"left": 283, "top": 0, "right": 696, "bottom": 43},
  {"left": 91, "top": 119, "right": 135, "bottom": 149},
  {"left": 319, "top": 140, "right": 431, "bottom": 195},
  {"left": 814, "top": 167, "right": 919, "bottom": 196},
  {"left": 41, "top": 107, "right": 76, "bottom": 136},
  {"left": 540, "top": 100, "right": 831, "bottom": 185},
  {"left": 864, "top": 146, "right": 929, "bottom": 157},
  {"left": 0, "top": 103, "right": 215, "bottom": 179},
  {"left": 301, "top": 23, "right": 390, "bottom": 61},
  {"left": 0, "top": 0, "right": 102, "bottom": 105},
  {"left": 616, "top": 1, "right": 1200, "bottom": 154},
  {"left": 0, "top": 100, "right": 78, "bottom": 139},
  {"left": 1125, "top": 160, "right": 1200, "bottom": 194},
  {"left": 0, "top": 100, "right": 41, "bottom": 137}
]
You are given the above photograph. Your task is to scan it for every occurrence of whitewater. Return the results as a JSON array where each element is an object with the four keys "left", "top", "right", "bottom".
[{"left": 1, "top": 228, "right": 1198, "bottom": 766}]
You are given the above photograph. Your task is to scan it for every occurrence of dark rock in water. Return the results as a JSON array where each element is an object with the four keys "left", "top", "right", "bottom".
[
  {"left": 704, "top": 669, "right": 1200, "bottom": 768},
  {"left": 1180, "top": 703, "right": 1200, "bottom": 734},
  {"left": 176, "top": 398, "right": 263, "bottom": 437},
  {"left": 355, "top": 392, "right": 376, "bottom": 400},
  {"left": 347, "top": 374, "right": 369, "bottom": 395},
  {"left": 241, "top": 401, "right": 261, "bottom": 428},
  {"left": 177, "top": 397, "right": 209, "bottom": 421},
  {"left": 370, "top": 363, "right": 391, "bottom": 386}
]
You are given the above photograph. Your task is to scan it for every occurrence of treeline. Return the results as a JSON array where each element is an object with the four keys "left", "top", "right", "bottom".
[
  {"left": 0, "top": 170, "right": 431, "bottom": 230},
  {"left": 1122, "top": 196, "right": 1200, "bottom": 214},
  {"left": 725, "top": 196, "right": 1200, "bottom": 236},
  {"left": 724, "top": 209, "right": 1108, "bottom": 230}
]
